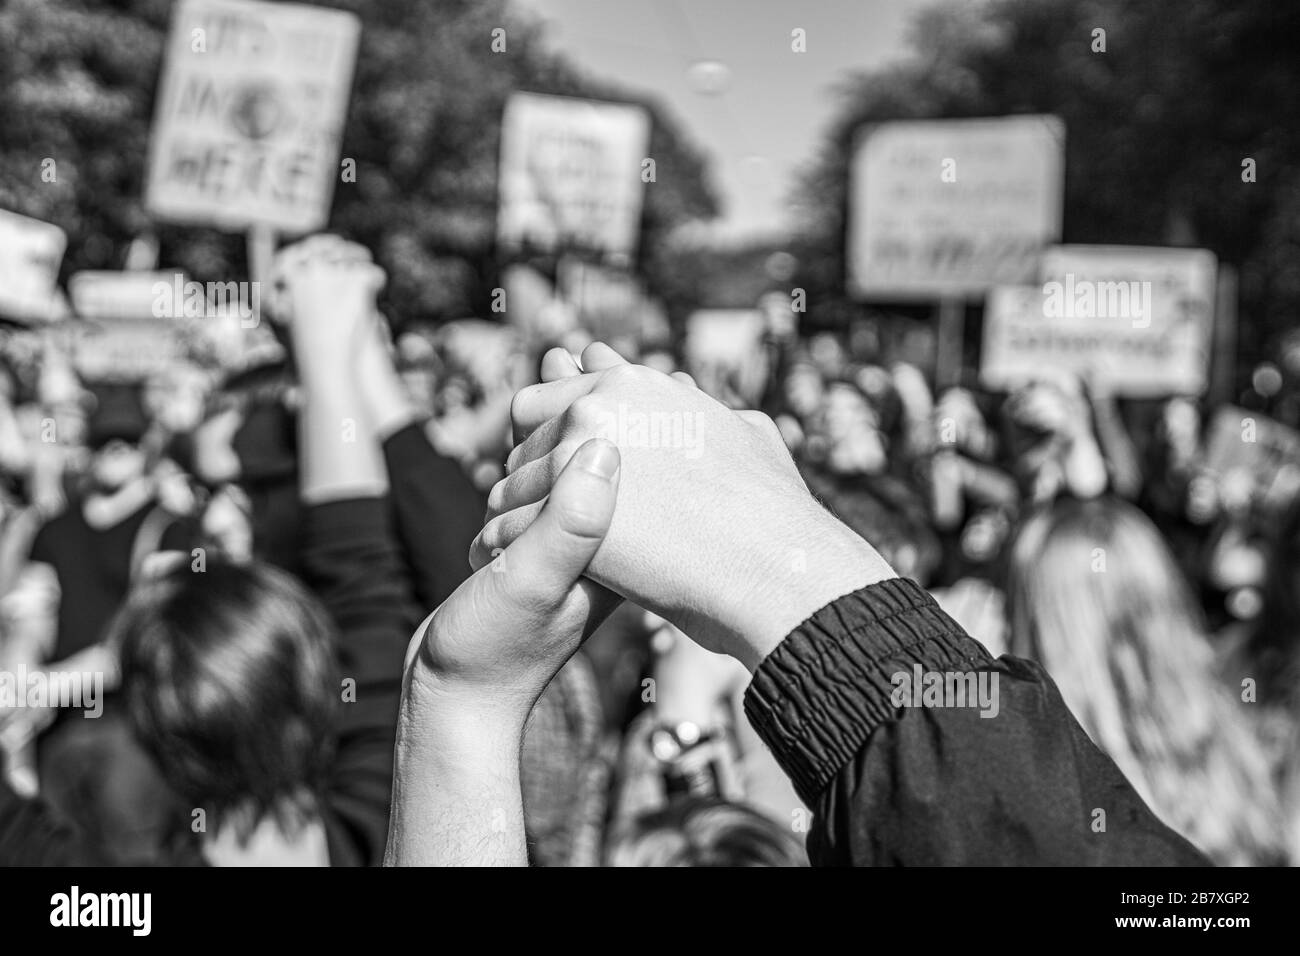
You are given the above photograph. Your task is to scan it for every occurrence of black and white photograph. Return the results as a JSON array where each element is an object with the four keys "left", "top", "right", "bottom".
[{"left": 0, "top": 0, "right": 1294, "bottom": 929}]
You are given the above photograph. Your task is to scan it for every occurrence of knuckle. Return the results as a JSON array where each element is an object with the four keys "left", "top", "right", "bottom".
[
  {"left": 552, "top": 437, "right": 582, "bottom": 473},
  {"left": 601, "top": 363, "right": 642, "bottom": 390},
  {"left": 476, "top": 520, "right": 501, "bottom": 555},
  {"left": 553, "top": 497, "right": 607, "bottom": 540},
  {"left": 485, "top": 478, "right": 508, "bottom": 516},
  {"left": 509, "top": 385, "right": 535, "bottom": 427},
  {"left": 565, "top": 394, "right": 605, "bottom": 430}
]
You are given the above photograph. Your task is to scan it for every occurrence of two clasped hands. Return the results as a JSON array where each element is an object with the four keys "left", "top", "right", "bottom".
[{"left": 385, "top": 342, "right": 895, "bottom": 865}]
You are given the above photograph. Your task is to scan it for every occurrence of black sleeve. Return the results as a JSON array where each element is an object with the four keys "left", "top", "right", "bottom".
[
  {"left": 743, "top": 577, "right": 1210, "bottom": 866},
  {"left": 299, "top": 497, "right": 421, "bottom": 866},
  {"left": 380, "top": 422, "right": 485, "bottom": 610},
  {"left": 159, "top": 514, "right": 199, "bottom": 552}
]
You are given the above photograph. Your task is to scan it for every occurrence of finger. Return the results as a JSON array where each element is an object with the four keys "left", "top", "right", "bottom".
[
  {"left": 510, "top": 374, "right": 604, "bottom": 443},
  {"left": 670, "top": 371, "right": 697, "bottom": 389},
  {"left": 506, "top": 414, "right": 563, "bottom": 475},
  {"left": 491, "top": 439, "right": 621, "bottom": 597},
  {"left": 507, "top": 385, "right": 609, "bottom": 473},
  {"left": 485, "top": 440, "right": 579, "bottom": 523},
  {"left": 470, "top": 499, "right": 543, "bottom": 571},
  {"left": 540, "top": 347, "right": 582, "bottom": 384},
  {"left": 579, "top": 341, "right": 629, "bottom": 372}
]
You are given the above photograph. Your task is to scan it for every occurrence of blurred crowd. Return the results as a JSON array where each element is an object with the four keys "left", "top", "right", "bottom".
[{"left": 0, "top": 242, "right": 1298, "bottom": 867}]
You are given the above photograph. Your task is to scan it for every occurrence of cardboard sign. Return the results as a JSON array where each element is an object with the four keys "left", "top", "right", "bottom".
[
  {"left": 68, "top": 320, "right": 192, "bottom": 382},
  {"left": 68, "top": 272, "right": 184, "bottom": 322},
  {"left": 498, "top": 93, "right": 651, "bottom": 261},
  {"left": 980, "top": 245, "right": 1216, "bottom": 396},
  {"left": 848, "top": 115, "right": 1064, "bottom": 300},
  {"left": 145, "top": 0, "right": 360, "bottom": 234},
  {"left": 0, "top": 210, "right": 67, "bottom": 323}
]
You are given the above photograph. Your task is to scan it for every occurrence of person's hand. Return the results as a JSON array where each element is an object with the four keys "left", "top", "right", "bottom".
[
  {"left": 267, "top": 235, "right": 385, "bottom": 359},
  {"left": 407, "top": 436, "right": 623, "bottom": 724},
  {"left": 387, "top": 436, "right": 622, "bottom": 866},
  {"left": 474, "top": 343, "right": 896, "bottom": 670}
]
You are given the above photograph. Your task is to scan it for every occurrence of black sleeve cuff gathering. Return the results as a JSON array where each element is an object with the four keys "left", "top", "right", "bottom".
[{"left": 743, "top": 577, "right": 995, "bottom": 806}]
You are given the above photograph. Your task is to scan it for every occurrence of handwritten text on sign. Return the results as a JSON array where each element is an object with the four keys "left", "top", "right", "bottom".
[
  {"left": 145, "top": 0, "right": 360, "bottom": 234},
  {"left": 981, "top": 246, "right": 1217, "bottom": 397},
  {"left": 498, "top": 93, "right": 651, "bottom": 261},
  {"left": 848, "top": 115, "right": 1064, "bottom": 300}
]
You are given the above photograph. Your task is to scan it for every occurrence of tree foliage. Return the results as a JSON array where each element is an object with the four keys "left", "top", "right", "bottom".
[
  {"left": 0, "top": 0, "right": 718, "bottom": 327},
  {"left": 790, "top": 0, "right": 1300, "bottom": 380}
]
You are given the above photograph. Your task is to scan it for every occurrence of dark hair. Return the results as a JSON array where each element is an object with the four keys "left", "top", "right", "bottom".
[
  {"left": 606, "top": 797, "right": 807, "bottom": 867},
  {"left": 113, "top": 559, "right": 339, "bottom": 842}
]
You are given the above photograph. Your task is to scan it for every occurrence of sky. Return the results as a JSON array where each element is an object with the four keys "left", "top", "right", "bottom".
[{"left": 513, "top": 0, "right": 926, "bottom": 243}]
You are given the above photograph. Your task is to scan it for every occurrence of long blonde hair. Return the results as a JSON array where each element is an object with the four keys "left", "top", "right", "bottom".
[{"left": 1007, "top": 497, "right": 1285, "bottom": 865}]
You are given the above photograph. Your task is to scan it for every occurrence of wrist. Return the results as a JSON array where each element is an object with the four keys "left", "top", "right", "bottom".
[
  {"left": 400, "top": 658, "right": 532, "bottom": 745},
  {"left": 389, "top": 668, "right": 525, "bottom": 867},
  {"left": 714, "top": 501, "right": 897, "bottom": 672}
]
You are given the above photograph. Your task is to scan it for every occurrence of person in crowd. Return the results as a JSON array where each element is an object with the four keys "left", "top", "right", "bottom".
[
  {"left": 1006, "top": 496, "right": 1288, "bottom": 865},
  {"left": 1226, "top": 496, "right": 1300, "bottom": 864},
  {"left": 605, "top": 796, "right": 807, "bottom": 867},
  {"left": 13, "top": 383, "right": 196, "bottom": 863},
  {"left": 386, "top": 342, "right": 1210, "bottom": 866},
  {"left": 605, "top": 610, "right": 806, "bottom": 840},
  {"left": 0, "top": 237, "right": 420, "bottom": 865}
]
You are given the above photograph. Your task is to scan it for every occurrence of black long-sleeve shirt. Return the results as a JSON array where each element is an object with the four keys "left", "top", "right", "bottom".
[
  {"left": 304, "top": 497, "right": 418, "bottom": 865},
  {"left": 744, "top": 577, "right": 1210, "bottom": 866},
  {"left": 381, "top": 422, "right": 484, "bottom": 611}
]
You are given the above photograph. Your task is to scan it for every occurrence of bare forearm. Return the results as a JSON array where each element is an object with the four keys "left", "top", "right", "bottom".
[
  {"left": 294, "top": 334, "right": 387, "bottom": 504},
  {"left": 356, "top": 318, "right": 421, "bottom": 441},
  {"left": 385, "top": 672, "right": 527, "bottom": 866}
]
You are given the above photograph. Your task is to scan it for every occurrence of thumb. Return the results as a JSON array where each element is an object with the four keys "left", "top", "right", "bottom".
[{"left": 497, "top": 438, "right": 620, "bottom": 599}]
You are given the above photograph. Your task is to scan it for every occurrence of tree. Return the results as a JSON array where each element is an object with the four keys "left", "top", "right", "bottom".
[
  {"left": 0, "top": 0, "right": 718, "bottom": 328},
  {"left": 790, "top": 0, "right": 1300, "bottom": 385}
]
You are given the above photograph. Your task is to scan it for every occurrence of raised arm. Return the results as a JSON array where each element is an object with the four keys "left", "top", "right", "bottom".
[
  {"left": 353, "top": 317, "right": 484, "bottom": 609},
  {"left": 385, "top": 437, "right": 621, "bottom": 865},
  {"left": 273, "top": 235, "right": 420, "bottom": 864}
]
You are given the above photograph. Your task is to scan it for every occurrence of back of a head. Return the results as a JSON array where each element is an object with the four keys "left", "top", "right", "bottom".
[
  {"left": 606, "top": 797, "right": 807, "bottom": 867},
  {"left": 1006, "top": 496, "right": 1285, "bottom": 864},
  {"left": 113, "top": 559, "right": 339, "bottom": 843}
]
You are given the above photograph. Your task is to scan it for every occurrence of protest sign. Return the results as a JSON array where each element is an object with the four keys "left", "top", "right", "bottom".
[
  {"left": 66, "top": 320, "right": 192, "bottom": 383},
  {"left": 145, "top": 0, "right": 360, "bottom": 234},
  {"left": 498, "top": 93, "right": 651, "bottom": 261},
  {"left": 980, "top": 245, "right": 1216, "bottom": 396},
  {"left": 847, "top": 115, "right": 1064, "bottom": 300},
  {"left": 0, "top": 210, "right": 68, "bottom": 323},
  {"left": 68, "top": 272, "right": 183, "bottom": 322}
]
